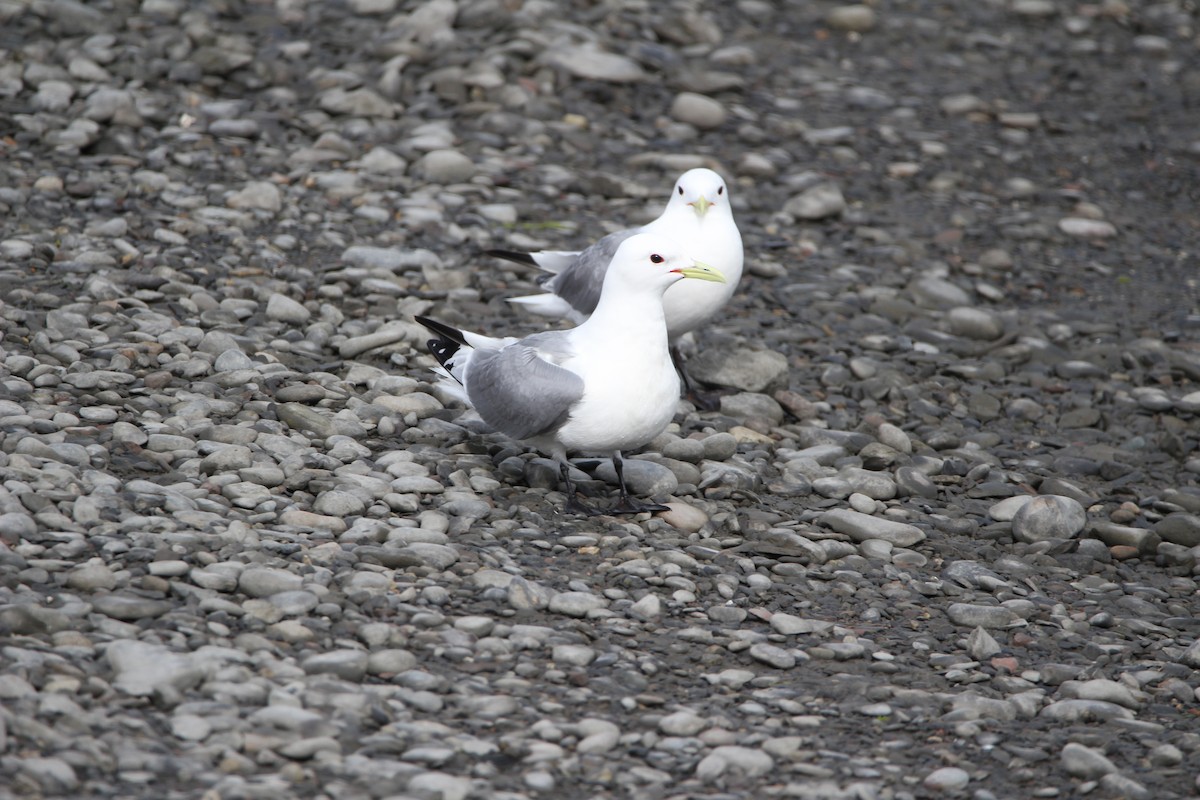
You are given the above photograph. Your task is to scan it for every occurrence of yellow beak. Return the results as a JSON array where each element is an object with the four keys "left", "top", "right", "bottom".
[
  {"left": 690, "top": 195, "right": 712, "bottom": 217},
  {"left": 675, "top": 259, "right": 726, "bottom": 283}
]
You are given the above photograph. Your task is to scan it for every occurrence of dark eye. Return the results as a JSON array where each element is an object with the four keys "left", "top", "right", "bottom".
[
  {"left": 650, "top": 253, "right": 665, "bottom": 263},
  {"left": 677, "top": 186, "right": 683, "bottom": 195},
  {"left": 717, "top": 186, "right": 724, "bottom": 195}
]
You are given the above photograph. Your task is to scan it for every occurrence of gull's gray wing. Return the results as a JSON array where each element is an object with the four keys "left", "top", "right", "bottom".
[
  {"left": 543, "top": 229, "right": 638, "bottom": 316},
  {"left": 466, "top": 342, "right": 584, "bottom": 440}
]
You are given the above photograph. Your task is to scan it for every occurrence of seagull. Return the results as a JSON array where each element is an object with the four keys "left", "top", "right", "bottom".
[
  {"left": 486, "top": 168, "right": 743, "bottom": 410},
  {"left": 417, "top": 233, "right": 727, "bottom": 516}
]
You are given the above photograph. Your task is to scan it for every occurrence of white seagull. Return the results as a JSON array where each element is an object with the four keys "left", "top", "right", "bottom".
[
  {"left": 418, "top": 233, "right": 727, "bottom": 515},
  {"left": 487, "top": 167, "right": 743, "bottom": 409}
]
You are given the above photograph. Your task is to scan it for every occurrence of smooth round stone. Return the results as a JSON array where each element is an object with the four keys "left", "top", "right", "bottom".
[
  {"left": 200, "top": 444, "right": 254, "bottom": 473},
  {"left": 688, "top": 348, "right": 789, "bottom": 393},
  {"left": 552, "top": 644, "right": 595, "bottom": 667},
  {"left": 701, "top": 432, "right": 739, "bottom": 461},
  {"left": 367, "top": 649, "right": 417, "bottom": 675},
  {"left": 891, "top": 549, "right": 927, "bottom": 569},
  {"left": 946, "top": 603, "right": 1020, "bottom": 629},
  {"left": 1089, "top": 521, "right": 1160, "bottom": 553},
  {"left": 146, "top": 433, "right": 195, "bottom": 452},
  {"left": 92, "top": 594, "right": 172, "bottom": 620},
  {"left": 148, "top": 560, "right": 191, "bottom": 577},
  {"left": 988, "top": 495, "right": 1033, "bottom": 521},
  {"left": 268, "top": 590, "right": 319, "bottom": 616},
  {"left": 1175, "top": 390, "right": 1200, "bottom": 414},
  {"left": 414, "top": 149, "right": 476, "bottom": 183},
  {"left": 548, "top": 591, "right": 608, "bottom": 618},
  {"left": 0, "top": 606, "right": 70, "bottom": 635},
  {"left": 826, "top": 4, "right": 876, "bottom": 31},
  {"left": 313, "top": 489, "right": 368, "bottom": 517},
  {"left": 266, "top": 292, "right": 310, "bottom": 323},
  {"left": 1061, "top": 742, "right": 1118, "bottom": 778},
  {"left": 1066, "top": 679, "right": 1141, "bottom": 709},
  {"left": 923, "top": 766, "right": 970, "bottom": 792},
  {"left": 707, "top": 604, "right": 748, "bottom": 624},
  {"left": 214, "top": 348, "right": 255, "bottom": 372},
  {"left": 576, "top": 719, "right": 620, "bottom": 754},
  {"left": 1011, "top": 495, "right": 1086, "bottom": 542},
  {"left": 812, "top": 476, "right": 852, "bottom": 499},
  {"left": 721, "top": 392, "right": 785, "bottom": 425},
  {"left": 849, "top": 492, "right": 877, "bottom": 514},
  {"left": 895, "top": 467, "right": 938, "bottom": 499},
  {"left": 170, "top": 713, "right": 213, "bottom": 742},
  {"left": 785, "top": 183, "right": 845, "bottom": 220},
  {"left": 397, "top": 542, "right": 459, "bottom": 570},
  {"left": 507, "top": 578, "right": 552, "bottom": 611},
  {"left": 695, "top": 746, "right": 775, "bottom": 780},
  {"left": 1154, "top": 513, "right": 1200, "bottom": 547},
  {"left": 769, "top": 613, "right": 831, "bottom": 636},
  {"left": 947, "top": 306, "right": 1004, "bottom": 340},
  {"left": 670, "top": 92, "right": 727, "bottom": 129},
  {"left": 819, "top": 508, "right": 925, "bottom": 546},
  {"left": 546, "top": 46, "right": 645, "bottom": 82},
  {"left": 876, "top": 422, "right": 912, "bottom": 453},
  {"left": 661, "top": 437, "right": 705, "bottom": 462},
  {"left": 302, "top": 649, "right": 368, "bottom": 681},
  {"left": 629, "top": 593, "right": 662, "bottom": 621},
  {"left": 910, "top": 275, "right": 971, "bottom": 308},
  {"left": 66, "top": 559, "right": 118, "bottom": 591},
  {"left": 659, "top": 501, "right": 708, "bottom": 532},
  {"left": 78, "top": 406, "right": 119, "bottom": 423},
  {"left": 659, "top": 710, "right": 706, "bottom": 736},
  {"left": 1058, "top": 217, "right": 1116, "bottom": 238},
  {"left": 841, "top": 468, "right": 896, "bottom": 500},
  {"left": 859, "top": 539, "right": 893, "bottom": 560},
  {"left": 749, "top": 643, "right": 796, "bottom": 669},
  {"left": 524, "top": 771, "right": 555, "bottom": 792},
  {"left": 238, "top": 567, "right": 302, "bottom": 598},
  {"left": 226, "top": 180, "right": 281, "bottom": 212}
]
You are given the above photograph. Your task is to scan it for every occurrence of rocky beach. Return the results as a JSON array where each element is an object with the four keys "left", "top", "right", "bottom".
[{"left": 1, "top": 0, "right": 1199, "bottom": 798}]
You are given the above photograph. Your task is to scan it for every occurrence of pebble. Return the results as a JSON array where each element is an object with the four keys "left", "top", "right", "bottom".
[
  {"left": 686, "top": 347, "right": 790, "bottom": 392},
  {"left": 826, "top": 5, "right": 877, "bottom": 33},
  {"left": 414, "top": 149, "right": 476, "bottom": 184},
  {"left": 1058, "top": 217, "right": 1117, "bottom": 238},
  {"left": 946, "top": 603, "right": 1020, "bottom": 629},
  {"left": 818, "top": 508, "right": 925, "bottom": 546},
  {"left": 1011, "top": 495, "right": 1087, "bottom": 542},
  {"left": 784, "top": 183, "right": 846, "bottom": 220},
  {"left": 670, "top": 92, "right": 727, "bottom": 129},
  {"left": 923, "top": 766, "right": 970, "bottom": 792},
  {"left": 1060, "top": 742, "right": 1118, "bottom": 778}
]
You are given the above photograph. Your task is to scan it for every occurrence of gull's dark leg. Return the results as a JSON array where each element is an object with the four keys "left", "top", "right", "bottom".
[
  {"left": 607, "top": 451, "right": 670, "bottom": 515},
  {"left": 672, "top": 344, "right": 721, "bottom": 412},
  {"left": 559, "top": 460, "right": 602, "bottom": 517}
]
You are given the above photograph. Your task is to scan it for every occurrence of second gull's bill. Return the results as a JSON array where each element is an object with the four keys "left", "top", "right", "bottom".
[
  {"left": 487, "top": 167, "right": 743, "bottom": 409},
  {"left": 418, "top": 233, "right": 727, "bottom": 515}
]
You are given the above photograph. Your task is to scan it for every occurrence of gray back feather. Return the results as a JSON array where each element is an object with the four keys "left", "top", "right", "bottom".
[
  {"left": 544, "top": 229, "right": 637, "bottom": 315},
  {"left": 467, "top": 344, "right": 584, "bottom": 440}
]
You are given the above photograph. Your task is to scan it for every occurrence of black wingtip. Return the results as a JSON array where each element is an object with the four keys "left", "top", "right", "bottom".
[
  {"left": 414, "top": 315, "right": 467, "bottom": 367},
  {"left": 485, "top": 248, "right": 539, "bottom": 268},
  {"left": 415, "top": 315, "right": 466, "bottom": 344},
  {"left": 425, "top": 337, "right": 460, "bottom": 368}
]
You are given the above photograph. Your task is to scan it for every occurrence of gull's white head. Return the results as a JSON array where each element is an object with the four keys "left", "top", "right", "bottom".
[
  {"left": 607, "top": 233, "right": 726, "bottom": 294},
  {"left": 664, "top": 168, "right": 730, "bottom": 219}
]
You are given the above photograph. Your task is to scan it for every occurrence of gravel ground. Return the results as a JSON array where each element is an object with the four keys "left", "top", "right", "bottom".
[{"left": 2, "top": 1, "right": 1200, "bottom": 798}]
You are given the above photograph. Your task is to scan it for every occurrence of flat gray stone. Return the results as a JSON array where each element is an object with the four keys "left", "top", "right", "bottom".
[{"left": 818, "top": 508, "right": 925, "bottom": 546}]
